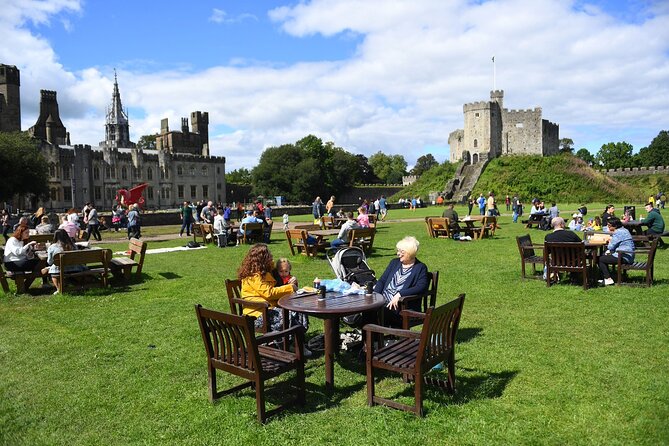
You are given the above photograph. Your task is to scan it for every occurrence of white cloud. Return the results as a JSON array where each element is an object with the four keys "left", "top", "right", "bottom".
[
  {"left": 2, "top": 0, "right": 669, "bottom": 172},
  {"left": 209, "top": 8, "right": 257, "bottom": 24}
]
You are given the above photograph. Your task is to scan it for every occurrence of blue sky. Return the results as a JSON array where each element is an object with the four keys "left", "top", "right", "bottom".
[{"left": 2, "top": 0, "right": 668, "bottom": 171}]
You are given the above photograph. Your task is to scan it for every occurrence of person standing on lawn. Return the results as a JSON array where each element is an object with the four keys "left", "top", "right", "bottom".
[
  {"left": 127, "top": 204, "right": 141, "bottom": 239},
  {"left": 179, "top": 201, "right": 194, "bottom": 237}
]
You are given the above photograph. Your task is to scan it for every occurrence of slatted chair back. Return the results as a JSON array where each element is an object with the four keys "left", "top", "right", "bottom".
[
  {"left": 192, "top": 223, "right": 211, "bottom": 245},
  {"left": 424, "top": 217, "right": 434, "bottom": 237},
  {"left": 285, "top": 229, "right": 314, "bottom": 256},
  {"left": 128, "top": 238, "right": 147, "bottom": 276},
  {"left": 364, "top": 294, "right": 465, "bottom": 417},
  {"left": 321, "top": 216, "right": 335, "bottom": 229},
  {"left": 516, "top": 234, "right": 545, "bottom": 280},
  {"left": 617, "top": 238, "right": 658, "bottom": 286},
  {"left": 240, "top": 223, "right": 264, "bottom": 244},
  {"left": 427, "top": 217, "right": 451, "bottom": 238},
  {"left": 401, "top": 271, "right": 439, "bottom": 329},
  {"left": 225, "top": 278, "right": 271, "bottom": 333},
  {"left": 194, "top": 304, "right": 306, "bottom": 423},
  {"left": 543, "top": 242, "right": 588, "bottom": 290},
  {"left": 28, "top": 233, "right": 54, "bottom": 244},
  {"left": 348, "top": 227, "right": 376, "bottom": 254}
]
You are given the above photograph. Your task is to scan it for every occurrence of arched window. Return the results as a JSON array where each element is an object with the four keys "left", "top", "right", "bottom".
[
  {"left": 93, "top": 166, "right": 100, "bottom": 180},
  {"left": 202, "top": 166, "right": 208, "bottom": 177},
  {"left": 121, "top": 166, "right": 127, "bottom": 180},
  {"left": 190, "top": 166, "right": 195, "bottom": 176},
  {"left": 147, "top": 167, "right": 153, "bottom": 180},
  {"left": 177, "top": 166, "right": 183, "bottom": 176},
  {"left": 473, "top": 139, "right": 478, "bottom": 148},
  {"left": 111, "top": 168, "right": 117, "bottom": 179},
  {"left": 160, "top": 169, "right": 165, "bottom": 180},
  {"left": 49, "top": 163, "right": 56, "bottom": 177},
  {"left": 105, "top": 166, "right": 111, "bottom": 179}
]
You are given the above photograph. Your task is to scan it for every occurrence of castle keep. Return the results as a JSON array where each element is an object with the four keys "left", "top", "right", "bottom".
[
  {"left": 0, "top": 63, "right": 226, "bottom": 211},
  {"left": 448, "top": 90, "right": 559, "bottom": 164}
]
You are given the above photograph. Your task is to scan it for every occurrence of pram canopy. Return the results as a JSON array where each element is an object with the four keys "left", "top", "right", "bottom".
[{"left": 326, "top": 246, "right": 376, "bottom": 285}]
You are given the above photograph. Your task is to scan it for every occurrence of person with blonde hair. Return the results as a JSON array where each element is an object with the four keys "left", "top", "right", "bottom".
[{"left": 373, "top": 236, "right": 429, "bottom": 327}]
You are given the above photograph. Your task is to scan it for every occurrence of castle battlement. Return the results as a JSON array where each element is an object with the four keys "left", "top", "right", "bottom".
[
  {"left": 505, "top": 107, "right": 542, "bottom": 115},
  {"left": 463, "top": 101, "right": 493, "bottom": 112}
]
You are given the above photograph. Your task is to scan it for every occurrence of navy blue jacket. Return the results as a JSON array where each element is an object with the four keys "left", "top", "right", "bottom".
[{"left": 374, "top": 257, "right": 429, "bottom": 299}]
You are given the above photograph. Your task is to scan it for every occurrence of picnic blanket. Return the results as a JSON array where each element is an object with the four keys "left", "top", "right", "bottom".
[{"left": 114, "top": 245, "right": 207, "bottom": 256}]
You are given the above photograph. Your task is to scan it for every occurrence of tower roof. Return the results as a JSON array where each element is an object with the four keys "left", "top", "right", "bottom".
[{"left": 106, "top": 69, "right": 129, "bottom": 126}]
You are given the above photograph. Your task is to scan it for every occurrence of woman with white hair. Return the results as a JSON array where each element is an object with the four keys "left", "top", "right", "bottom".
[{"left": 373, "top": 235, "right": 429, "bottom": 327}]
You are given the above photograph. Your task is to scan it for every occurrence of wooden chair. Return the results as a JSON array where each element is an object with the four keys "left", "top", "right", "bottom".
[
  {"left": 321, "top": 216, "right": 335, "bottom": 229},
  {"left": 285, "top": 229, "right": 327, "bottom": 257},
  {"left": 239, "top": 223, "right": 264, "bottom": 244},
  {"left": 54, "top": 248, "right": 112, "bottom": 293},
  {"left": 516, "top": 234, "right": 545, "bottom": 279},
  {"left": 363, "top": 294, "right": 465, "bottom": 417},
  {"left": 225, "top": 278, "right": 273, "bottom": 334},
  {"left": 428, "top": 217, "right": 451, "bottom": 238},
  {"left": 469, "top": 216, "right": 497, "bottom": 239},
  {"left": 192, "top": 223, "right": 213, "bottom": 245},
  {"left": 110, "top": 238, "right": 147, "bottom": 281},
  {"left": 543, "top": 242, "right": 589, "bottom": 290},
  {"left": 349, "top": 227, "right": 376, "bottom": 254},
  {"left": 616, "top": 238, "right": 658, "bottom": 286},
  {"left": 368, "top": 214, "right": 377, "bottom": 228},
  {"left": 0, "top": 263, "right": 11, "bottom": 293},
  {"left": 194, "top": 305, "right": 306, "bottom": 423},
  {"left": 28, "top": 233, "right": 54, "bottom": 244},
  {"left": 424, "top": 217, "right": 434, "bottom": 238},
  {"left": 398, "top": 271, "right": 439, "bottom": 329}
]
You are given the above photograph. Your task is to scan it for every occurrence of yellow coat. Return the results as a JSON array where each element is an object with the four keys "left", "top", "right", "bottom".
[{"left": 241, "top": 273, "right": 294, "bottom": 317}]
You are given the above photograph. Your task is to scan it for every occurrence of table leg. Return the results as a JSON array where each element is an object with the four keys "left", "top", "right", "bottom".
[{"left": 323, "top": 316, "right": 340, "bottom": 391}]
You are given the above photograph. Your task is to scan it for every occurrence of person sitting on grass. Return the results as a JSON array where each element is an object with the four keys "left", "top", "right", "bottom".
[{"left": 598, "top": 217, "right": 634, "bottom": 286}]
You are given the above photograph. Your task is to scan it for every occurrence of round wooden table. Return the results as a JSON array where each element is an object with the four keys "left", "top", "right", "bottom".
[{"left": 278, "top": 291, "right": 385, "bottom": 391}]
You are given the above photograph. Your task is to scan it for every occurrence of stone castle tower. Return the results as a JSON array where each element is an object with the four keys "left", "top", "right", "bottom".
[
  {"left": 100, "top": 71, "right": 135, "bottom": 148},
  {"left": 0, "top": 64, "right": 21, "bottom": 132},
  {"left": 449, "top": 90, "right": 559, "bottom": 164},
  {"left": 28, "top": 90, "right": 70, "bottom": 145}
]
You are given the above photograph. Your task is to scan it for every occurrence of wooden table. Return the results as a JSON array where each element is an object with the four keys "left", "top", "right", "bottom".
[
  {"left": 278, "top": 291, "right": 385, "bottom": 391},
  {"left": 309, "top": 228, "right": 340, "bottom": 238},
  {"left": 459, "top": 216, "right": 483, "bottom": 239},
  {"left": 623, "top": 220, "right": 645, "bottom": 235}
]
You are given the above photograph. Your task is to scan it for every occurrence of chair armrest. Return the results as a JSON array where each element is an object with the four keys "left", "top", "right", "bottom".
[
  {"left": 230, "top": 297, "right": 269, "bottom": 310},
  {"left": 400, "top": 309, "right": 426, "bottom": 321},
  {"left": 256, "top": 324, "right": 305, "bottom": 345},
  {"left": 362, "top": 323, "right": 421, "bottom": 339}
]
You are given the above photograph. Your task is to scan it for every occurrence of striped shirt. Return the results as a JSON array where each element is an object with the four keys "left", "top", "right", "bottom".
[{"left": 381, "top": 264, "right": 414, "bottom": 303}]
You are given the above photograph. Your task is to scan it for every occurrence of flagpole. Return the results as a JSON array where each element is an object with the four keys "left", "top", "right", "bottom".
[{"left": 492, "top": 56, "right": 496, "bottom": 90}]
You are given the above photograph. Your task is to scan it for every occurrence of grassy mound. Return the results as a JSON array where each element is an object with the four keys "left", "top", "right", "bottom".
[{"left": 389, "top": 162, "right": 458, "bottom": 201}]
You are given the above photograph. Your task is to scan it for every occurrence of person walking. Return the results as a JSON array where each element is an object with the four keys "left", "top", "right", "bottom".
[
  {"left": 127, "top": 204, "right": 141, "bottom": 239},
  {"left": 84, "top": 203, "right": 102, "bottom": 241},
  {"left": 179, "top": 201, "right": 194, "bottom": 237}
]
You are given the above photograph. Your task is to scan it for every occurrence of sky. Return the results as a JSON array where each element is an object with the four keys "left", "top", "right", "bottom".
[{"left": 1, "top": 0, "right": 668, "bottom": 171}]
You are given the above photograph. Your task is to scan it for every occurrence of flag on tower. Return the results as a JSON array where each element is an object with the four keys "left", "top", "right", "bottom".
[{"left": 492, "top": 56, "right": 495, "bottom": 62}]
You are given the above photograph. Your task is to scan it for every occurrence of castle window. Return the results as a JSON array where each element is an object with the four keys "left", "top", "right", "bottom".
[
  {"left": 121, "top": 167, "right": 128, "bottom": 180},
  {"left": 148, "top": 187, "right": 154, "bottom": 200},
  {"left": 160, "top": 169, "right": 165, "bottom": 180},
  {"left": 177, "top": 166, "right": 183, "bottom": 176},
  {"left": 111, "top": 168, "right": 117, "bottom": 179},
  {"left": 49, "top": 163, "right": 56, "bottom": 177},
  {"left": 516, "top": 123, "right": 524, "bottom": 128},
  {"left": 63, "top": 165, "right": 71, "bottom": 180},
  {"left": 475, "top": 113, "right": 480, "bottom": 118},
  {"left": 202, "top": 167, "right": 208, "bottom": 177},
  {"left": 165, "top": 168, "right": 169, "bottom": 179},
  {"left": 50, "top": 188, "right": 58, "bottom": 201},
  {"left": 94, "top": 187, "right": 101, "bottom": 200},
  {"left": 190, "top": 185, "right": 197, "bottom": 198},
  {"left": 106, "top": 166, "right": 111, "bottom": 179},
  {"left": 178, "top": 185, "right": 184, "bottom": 198},
  {"left": 217, "top": 167, "right": 220, "bottom": 174},
  {"left": 474, "top": 139, "right": 478, "bottom": 148},
  {"left": 190, "top": 166, "right": 195, "bottom": 176},
  {"left": 106, "top": 188, "right": 113, "bottom": 199},
  {"left": 93, "top": 167, "right": 100, "bottom": 180},
  {"left": 147, "top": 168, "right": 153, "bottom": 180},
  {"left": 63, "top": 187, "right": 72, "bottom": 201},
  {"left": 202, "top": 185, "right": 209, "bottom": 198}
]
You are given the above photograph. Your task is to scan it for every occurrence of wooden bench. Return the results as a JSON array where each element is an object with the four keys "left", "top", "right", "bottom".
[
  {"left": 285, "top": 229, "right": 328, "bottom": 257},
  {"left": 193, "top": 223, "right": 214, "bottom": 245},
  {"left": 467, "top": 216, "right": 497, "bottom": 239},
  {"left": 54, "top": 248, "right": 112, "bottom": 293},
  {"left": 349, "top": 227, "right": 376, "bottom": 254},
  {"left": 110, "top": 238, "right": 147, "bottom": 281},
  {"left": 28, "top": 233, "right": 54, "bottom": 244},
  {"left": 0, "top": 260, "right": 42, "bottom": 294},
  {"left": 239, "top": 222, "right": 264, "bottom": 244},
  {"left": 427, "top": 217, "right": 451, "bottom": 238},
  {"left": 522, "top": 214, "right": 544, "bottom": 229}
]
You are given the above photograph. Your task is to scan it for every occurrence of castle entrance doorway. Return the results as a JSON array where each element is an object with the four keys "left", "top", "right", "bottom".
[{"left": 472, "top": 153, "right": 479, "bottom": 164}]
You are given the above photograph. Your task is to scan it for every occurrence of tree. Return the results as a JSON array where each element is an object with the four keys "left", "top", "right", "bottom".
[
  {"left": 226, "top": 168, "right": 252, "bottom": 184},
  {"left": 595, "top": 142, "right": 634, "bottom": 169},
  {"left": 575, "top": 148, "right": 595, "bottom": 166},
  {"left": 559, "top": 138, "right": 574, "bottom": 154},
  {"left": 251, "top": 135, "right": 361, "bottom": 202},
  {"left": 410, "top": 154, "right": 438, "bottom": 176},
  {"left": 354, "top": 154, "right": 381, "bottom": 184},
  {"left": 137, "top": 134, "right": 157, "bottom": 150},
  {"left": 637, "top": 130, "right": 669, "bottom": 167},
  {"left": 0, "top": 132, "right": 49, "bottom": 202},
  {"left": 368, "top": 151, "right": 407, "bottom": 184}
]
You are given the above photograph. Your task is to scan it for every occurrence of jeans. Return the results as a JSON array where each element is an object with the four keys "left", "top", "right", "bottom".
[
  {"left": 85, "top": 223, "right": 101, "bottom": 241},
  {"left": 128, "top": 225, "right": 141, "bottom": 240},
  {"left": 180, "top": 219, "right": 192, "bottom": 236}
]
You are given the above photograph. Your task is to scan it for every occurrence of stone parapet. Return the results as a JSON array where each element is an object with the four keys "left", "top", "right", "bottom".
[{"left": 602, "top": 166, "right": 669, "bottom": 177}]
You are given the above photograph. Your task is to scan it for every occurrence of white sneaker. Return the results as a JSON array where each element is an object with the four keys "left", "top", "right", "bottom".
[{"left": 604, "top": 278, "right": 614, "bottom": 286}]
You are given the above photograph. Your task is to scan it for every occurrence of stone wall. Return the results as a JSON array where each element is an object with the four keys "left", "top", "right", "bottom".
[
  {"left": 602, "top": 166, "right": 669, "bottom": 177},
  {"left": 338, "top": 185, "right": 405, "bottom": 204}
]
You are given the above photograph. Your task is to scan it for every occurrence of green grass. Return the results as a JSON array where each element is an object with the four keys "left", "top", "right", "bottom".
[{"left": 2, "top": 209, "right": 669, "bottom": 445}]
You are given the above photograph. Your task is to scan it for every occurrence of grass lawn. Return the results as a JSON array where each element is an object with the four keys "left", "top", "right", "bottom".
[{"left": 1, "top": 206, "right": 668, "bottom": 445}]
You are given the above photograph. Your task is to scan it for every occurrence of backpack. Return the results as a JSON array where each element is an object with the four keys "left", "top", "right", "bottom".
[{"left": 187, "top": 241, "right": 200, "bottom": 248}]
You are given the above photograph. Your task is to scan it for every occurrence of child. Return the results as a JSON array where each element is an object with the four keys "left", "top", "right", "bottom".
[
  {"left": 271, "top": 258, "right": 310, "bottom": 338},
  {"left": 356, "top": 206, "right": 370, "bottom": 228},
  {"left": 47, "top": 229, "right": 86, "bottom": 294},
  {"left": 282, "top": 213, "right": 289, "bottom": 231}
]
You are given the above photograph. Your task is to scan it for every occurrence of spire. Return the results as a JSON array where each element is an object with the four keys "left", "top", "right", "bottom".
[{"left": 101, "top": 70, "right": 135, "bottom": 148}]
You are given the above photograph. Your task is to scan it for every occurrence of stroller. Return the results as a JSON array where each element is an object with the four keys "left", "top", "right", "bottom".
[
  {"left": 326, "top": 247, "right": 377, "bottom": 328},
  {"left": 326, "top": 246, "right": 376, "bottom": 286}
]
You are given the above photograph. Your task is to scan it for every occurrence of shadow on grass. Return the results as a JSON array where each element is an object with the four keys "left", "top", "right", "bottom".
[
  {"left": 158, "top": 272, "right": 182, "bottom": 280},
  {"left": 456, "top": 327, "right": 483, "bottom": 344}
]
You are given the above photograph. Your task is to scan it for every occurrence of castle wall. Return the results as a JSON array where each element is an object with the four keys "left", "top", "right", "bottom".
[
  {"left": 602, "top": 166, "right": 669, "bottom": 177},
  {"left": 501, "top": 108, "right": 543, "bottom": 155},
  {"left": 448, "top": 129, "right": 464, "bottom": 163},
  {"left": 542, "top": 120, "right": 560, "bottom": 155},
  {"left": 463, "top": 101, "right": 493, "bottom": 159}
]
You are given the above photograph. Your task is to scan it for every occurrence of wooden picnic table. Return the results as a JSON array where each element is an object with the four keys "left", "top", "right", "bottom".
[
  {"left": 309, "top": 228, "right": 340, "bottom": 238},
  {"left": 278, "top": 290, "right": 385, "bottom": 391}
]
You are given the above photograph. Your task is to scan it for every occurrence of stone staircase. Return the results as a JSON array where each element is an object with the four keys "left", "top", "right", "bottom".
[{"left": 443, "top": 160, "right": 489, "bottom": 203}]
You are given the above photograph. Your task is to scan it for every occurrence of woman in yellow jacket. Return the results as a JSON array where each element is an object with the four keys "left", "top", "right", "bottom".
[{"left": 239, "top": 243, "right": 308, "bottom": 333}]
